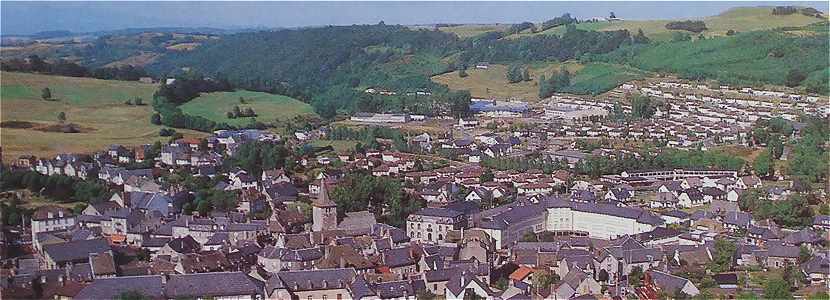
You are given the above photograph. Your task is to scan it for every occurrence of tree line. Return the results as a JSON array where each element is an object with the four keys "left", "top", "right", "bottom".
[{"left": 1, "top": 55, "right": 149, "bottom": 81}]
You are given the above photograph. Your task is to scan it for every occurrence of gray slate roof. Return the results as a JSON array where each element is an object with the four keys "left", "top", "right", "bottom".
[
  {"left": 42, "top": 238, "right": 110, "bottom": 264},
  {"left": 165, "top": 272, "right": 260, "bottom": 298}
]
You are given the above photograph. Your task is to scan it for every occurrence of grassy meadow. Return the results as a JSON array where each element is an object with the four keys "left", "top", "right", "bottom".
[
  {"left": 0, "top": 72, "right": 206, "bottom": 161},
  {"left": 179, "top": 90, "right": 316, "bottom": 127}
]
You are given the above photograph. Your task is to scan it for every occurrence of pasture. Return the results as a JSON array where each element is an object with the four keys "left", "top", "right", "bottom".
[
  {"left": 178, "top": 90, "right": 317, "bottom": 127},
  {"left": 0, "top": 71, "right": 205, "bottom": 161}
]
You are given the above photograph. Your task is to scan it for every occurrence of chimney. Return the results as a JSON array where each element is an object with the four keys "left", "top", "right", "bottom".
[
  {"left": 161, "top": 273, "right": 169, "bottom": 284},
  {"left": 58, "top": 275, "right": 65, "bottom": 287},
  {"left": 40, "top": 275, "right": 47, "bottom": 284}
]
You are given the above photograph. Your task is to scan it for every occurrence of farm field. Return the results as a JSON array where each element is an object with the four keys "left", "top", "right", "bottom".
[
  {"left": 178, "top": 90, "right": 317, "bottom": 127},
  {"left": 0, "top": 72, "right": 206, "bottom": 161}
]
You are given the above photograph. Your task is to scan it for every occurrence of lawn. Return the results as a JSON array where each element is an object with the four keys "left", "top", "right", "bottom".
[
  {"left": 0, "top": 71, "right": 206, "bottom": 161},
  {"left": 179, "top": 90, "right": 317, "bottom": 127},
  {"left": 431, "top": 61, "right": 584, "bottom": 101}
]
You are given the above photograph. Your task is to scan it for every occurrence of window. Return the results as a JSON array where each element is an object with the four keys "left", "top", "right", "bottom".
[
  {"left": 337, "top": 294, "right": 342, "bottom": 300},
  {"left": 323, "top": 296, "right": 327, "bottom": 300},
  {"left": 308, "top": 296, "right": 313, "bottom": 300}
]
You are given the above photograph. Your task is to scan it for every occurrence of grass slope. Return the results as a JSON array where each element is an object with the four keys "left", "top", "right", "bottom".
[
  {"left": 562, "top": 63, "right": 648, "bottom": 95},
  {"left": 0, "top": 72, "right": 205, "bottom": 161},
  {"left": 599, "top": 23, "right": 829, "bottom": 91},
  {"left": 179, "top": 90, "right": 316, "bottom": 127}
]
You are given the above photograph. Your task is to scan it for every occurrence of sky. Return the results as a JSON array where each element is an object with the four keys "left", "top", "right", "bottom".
[{"left": 1, "top": 1, "right": 826, "bottom": 35}]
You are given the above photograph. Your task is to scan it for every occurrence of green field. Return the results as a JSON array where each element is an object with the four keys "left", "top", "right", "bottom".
[
  {"left": 179, "top": 90, "right": 316, "bottom": 127},
  {"left": 0, "top": 72, "right": 206, "bottom": 161}
]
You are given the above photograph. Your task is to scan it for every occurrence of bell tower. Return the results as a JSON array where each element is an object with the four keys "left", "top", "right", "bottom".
[{"left": 312, "top": 180, "right": 338, "bottom": 231}]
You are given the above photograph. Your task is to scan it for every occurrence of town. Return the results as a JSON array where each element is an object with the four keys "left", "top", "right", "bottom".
[
  {"left": 1, "top": 2, "right": 829, "bottom": 300},
  {"left": 1, "top": 69, "right": 828, "bottom": 300}
]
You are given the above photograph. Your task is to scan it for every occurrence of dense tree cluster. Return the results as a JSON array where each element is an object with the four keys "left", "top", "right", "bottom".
[
  {"left": 739, "top": 189, "right": 814, "bottom": 228},
  {"left": 226, "top": 141, "right": 289, "bottom": 176},
  {"left": 227, "top": 106, "right": 257, "bottom": 119},
  {"left": 771, "top": 6, "right": 798, "bottom": 15},
  {"left": 482, "top": 154, "right": 570, "bottom": 174},
  {"left": 788, "top": 116, "right": 829, "bottom": 183},
  {"left": 505, "top": 64, "right": 528, "bottom": 83},
  {"left": 508, "top": 22, "right": 536, "bottom": 34},
  {"left": 541, "top": 13, "right": 578, "bottom": 31},
  {"left": 152, "top": 96, "right": 232, "bottom": 132},
  {"left": 329, "top": 172, "right": 421, "bottom": 228},
  {"left": 538, "top": 68, "right": 571, "bottom": 98},
  {"left": 155, "top": 74, "right": 233, "bottom": 104},
  {"left": 630, "top": 95, "right": 657, "bottom": 119},
  {"left": 1, "top": 169, "right": 110, "bottom": 204},
  {"left": 665, "top": 20, "right": 708, "bottom": 33},
  {"left": 327, "top": 126, "right": 408, "bottom": 152},
  {"left": 484, "top": 147, "right": 744, "bottom": 178}
]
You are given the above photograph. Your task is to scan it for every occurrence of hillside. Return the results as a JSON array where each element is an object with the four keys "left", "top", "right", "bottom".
[
  {"left": 431, "top": 62, "right": 582, "bottom": 101},
  {"left": 495, "top": 6, "right": 827, "bottom": 41},
  {"left": 179, "top": 90, "right": 316, "bottom": 127},
  {"left": 595, "top": 22, "right": 829, "bottom": 94},
  {"left": 0, "top": 72, "right": 205, "bottom": 161},
  {"left": 431, "top": 61, "right": 646, "bottom": 100},
  {"left": 601, "top": 6, "right": 826, "bottom": 40}
]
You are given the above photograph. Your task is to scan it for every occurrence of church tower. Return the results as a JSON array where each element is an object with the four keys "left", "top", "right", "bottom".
[{"left": 312, "top": 180, "right": 338, "bottom": 231}]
